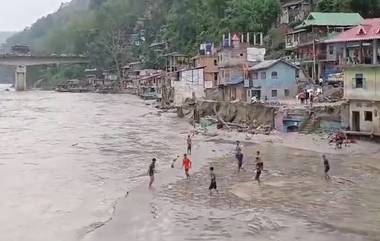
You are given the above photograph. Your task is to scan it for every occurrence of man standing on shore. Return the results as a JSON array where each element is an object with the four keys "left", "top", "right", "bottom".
[
  {"left": 209, "top": 167, "right": 218, "bottom": 195},
  {"left": 187, "top": 135, "right": 192, "bottom": 155},
  {"left": 183, "top": 154, "right": 192, "bottom": 179},
  {"left": 148, "top": 158, "right": 156, "bottom": 188},
  {"left": 322, "top": 154, "right": 330, "bottom": 180}
]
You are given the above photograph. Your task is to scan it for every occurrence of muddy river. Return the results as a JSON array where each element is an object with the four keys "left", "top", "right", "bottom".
[
  {"left": 1, "top": 86, "right": 379, "bottom": 241},
  {"left": 0, "top": 88, "right": 189, "bottom": 241}
]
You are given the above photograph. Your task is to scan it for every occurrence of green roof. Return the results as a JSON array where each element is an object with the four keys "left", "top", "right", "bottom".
[{"left": 295, "top": 12, "right": 363, "bottom": 30}]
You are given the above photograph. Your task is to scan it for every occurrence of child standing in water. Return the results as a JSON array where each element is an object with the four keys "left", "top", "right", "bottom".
[
  {"left": 182, "top": 154, "right": 192, "bottom": 179},
  {"left": 209, "top": 167, "right": 218, "bottom": 195}
]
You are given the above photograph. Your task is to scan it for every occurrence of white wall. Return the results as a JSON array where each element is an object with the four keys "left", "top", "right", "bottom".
[{"left": 173, "top": 68, "right": 205, "bottom": 106}]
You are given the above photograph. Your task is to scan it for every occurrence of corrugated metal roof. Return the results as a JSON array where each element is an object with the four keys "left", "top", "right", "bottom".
[
  {"left": 295, "top": 12, "right": 363, "bottom": 29},
  {"left": 225, "top": 75, "right": 244, "bottom": 85},
  {"left": 324, "top": 18, "right": 380, "bottom": 43},
  {"left": 249, "top": 59, "right": 299, "bottom": 71}
]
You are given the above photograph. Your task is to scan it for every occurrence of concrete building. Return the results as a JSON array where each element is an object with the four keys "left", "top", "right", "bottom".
[
  {"left": 172, "top": 67, "right": 205, "bottom": 107},
  {"left": 344, "top": 65, "right": 380, "bottom": 135},
  {"left": 218, "top": 33, "right": 254, "bottom": 101},
  {"left": 245, "top": 59, "right": 299, "bottom": 102},
  {"left": 193, "top": 43, "right": 219, "bottom": 89},
  {"left": 285, "top": 12, "right": 363, "bottom": 80},
  {"left": 279, "top": 0, "right": 312, "bottom": 26}
]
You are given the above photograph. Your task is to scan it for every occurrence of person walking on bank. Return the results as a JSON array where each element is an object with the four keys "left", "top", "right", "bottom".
[
  {"left": 148, "top": 158, "right": 157, "bottom": 188},
  {"left": 183, "top": 154, "right": 192, "bottom": 179},
  {"left": 209, "top": 167, "right": 219, "bottom": 196},
  {"left": 322, "top": 154, "right": 331, "bottom": 180},
  {"left": 187, "top": 135, "right": 192, "bottom": 155}
]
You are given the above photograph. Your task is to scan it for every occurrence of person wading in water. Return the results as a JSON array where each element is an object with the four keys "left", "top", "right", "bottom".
[
  {"left": 148, "top": 158, "right": 156, "bottom": 188},
  {"left": 209, "top": 167, "right": 218, "bottom": 195},
  {"left": 182, "top": 154, "right": 192, "bottom": 179},
  {"left": 255, "top": 156, "right": 264, "bottom": 184},
  {"left": 322, "top": 154, "right": 331, "bottom": 180},
  {"left": 187, "top": 135, "right": 192, "bottom": 155}
]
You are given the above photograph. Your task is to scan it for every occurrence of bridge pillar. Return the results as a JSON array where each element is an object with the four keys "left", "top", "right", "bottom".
[{"left": 15, "top": 65, "right": 27, "bottom": 91}]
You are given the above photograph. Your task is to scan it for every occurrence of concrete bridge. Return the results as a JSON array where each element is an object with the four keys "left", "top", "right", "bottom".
[{"left": 0, "top": 55, "right": 89, "bottom": 90}]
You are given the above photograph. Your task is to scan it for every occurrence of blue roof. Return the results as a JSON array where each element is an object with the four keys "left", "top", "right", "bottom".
[{"left": 225, "top": 75, "right": 244, "bottom": 86}]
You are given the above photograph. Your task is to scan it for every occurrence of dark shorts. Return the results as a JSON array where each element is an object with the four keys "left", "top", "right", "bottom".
[
  {"left": 236, "top": 153, "right": 243, "bottom": 161},
  {"left": 187, "top": 145, "right": 192, "bottom": 150},
  {"left": 209, "top": 181, "right": 217, "bottom": 190},
  {"left": 325, "top": 166, "right": 330, "bottom": 173},
  {"left": 255, "top": 170, "right": 262, "bottom": 179},
  {"left": 185, "top": 168, "right": 189, "bottom": 172}
]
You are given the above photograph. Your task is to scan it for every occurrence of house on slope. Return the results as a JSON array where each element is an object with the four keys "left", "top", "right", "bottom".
[{"left": 245, "top": 59, "right": 299, "bottom": 102}]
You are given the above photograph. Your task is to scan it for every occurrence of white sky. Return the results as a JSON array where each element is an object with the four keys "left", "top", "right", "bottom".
[{"left": 0, "top": 0, "right": 66, "bottom": 31}]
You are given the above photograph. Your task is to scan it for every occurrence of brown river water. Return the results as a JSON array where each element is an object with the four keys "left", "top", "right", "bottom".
[
  {"left": 1, "top": 85, "right": 380, "bottom": 241},
  {"left": 0, "top": 87, "right": 190, "bottom": 241}
]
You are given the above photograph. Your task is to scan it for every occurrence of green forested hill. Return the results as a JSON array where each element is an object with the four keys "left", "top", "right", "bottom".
[
  {"left": 6, "top": 0, "right": 282, "bottom": 70},
  {"left": 5, "top": 0, "right": 380, "bottom": 78}
]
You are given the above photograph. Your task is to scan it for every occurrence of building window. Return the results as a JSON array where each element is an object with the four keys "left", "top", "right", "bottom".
[
  {"left": 214, "top": 59, "right": 218, "bottom": 66},
  {"left": 365, "top": 111, "right": 373, "bottom": 122},
  {"left": 252, "top": 72, "right": 258, "bottom": 80},
  {"left": 261, "top": 72, "right": 266, "bottom": 80},
  {"left": 214, "top": 73, "right": 218, "bottom": 81},
  {"left": 271, "top": 71, "right": 278, "bottom": 79},
  {"left": 353, "top": 73, "right": 364, "bottom": 88},
  {"left": 329, "top": 45, "right": 334, "bottom": 55},
  {"left": 272, "top": 89, "right": 278, "bottom": 97},
  {"left": 284, "top": 89, "right": 290, "bottom": 97}
]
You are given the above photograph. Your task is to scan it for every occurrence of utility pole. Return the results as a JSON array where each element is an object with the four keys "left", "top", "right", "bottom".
[{"left": 313, "top": 38, "right": 317, "bottom": 83}]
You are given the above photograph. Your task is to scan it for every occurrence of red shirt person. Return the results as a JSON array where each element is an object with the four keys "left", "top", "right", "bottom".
[{"left": 182, "top": 154, "right": 192, "bottom": 179}]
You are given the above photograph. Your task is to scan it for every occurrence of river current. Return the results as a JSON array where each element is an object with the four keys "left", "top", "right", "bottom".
[{"left": 0, "top": 85, "right": 189, "bottom": 241}]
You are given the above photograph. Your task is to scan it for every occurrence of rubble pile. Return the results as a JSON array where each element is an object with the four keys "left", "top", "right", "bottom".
[
  {"left": 182, "top": 100, "right": 276, "bottom": 135},
  {"left": 317, "top": 87, "right": 343, "bottom": 103}
]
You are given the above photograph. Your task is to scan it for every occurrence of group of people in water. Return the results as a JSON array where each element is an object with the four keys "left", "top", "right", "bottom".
[{"left": 148, "top": 135, "right": 331, "bottom": 193}]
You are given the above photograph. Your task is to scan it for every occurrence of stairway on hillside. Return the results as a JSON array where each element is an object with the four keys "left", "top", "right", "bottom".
[{"left": 300, "top": 118, "right": 321, "bottom": 134}]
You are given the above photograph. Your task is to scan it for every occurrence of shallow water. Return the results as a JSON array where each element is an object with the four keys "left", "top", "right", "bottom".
[
  {"left": 155, "top": 143, "right": 380, "bottom": 241},
  {"left": 1, "top": 88, "right": 380, "bottom": 241},
  {"left": 0, "top": 90, "right": 189, "bottom": 241}
]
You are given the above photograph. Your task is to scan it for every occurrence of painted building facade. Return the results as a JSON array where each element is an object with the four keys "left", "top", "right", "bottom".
[
  {"left": 245, "top": 59, "right": 299, "bottom": 102},
  {"left": 344, "top": 65, "right": 380, "bottom": 134}
]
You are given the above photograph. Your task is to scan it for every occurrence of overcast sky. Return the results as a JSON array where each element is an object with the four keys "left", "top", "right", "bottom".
[{"left": 0, "top": 0, "right": 65, "bottom": 31}]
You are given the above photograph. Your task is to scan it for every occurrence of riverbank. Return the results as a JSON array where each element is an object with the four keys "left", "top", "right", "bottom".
[{"left": 83, "top": 120, "right": 380, "bottom": 241}]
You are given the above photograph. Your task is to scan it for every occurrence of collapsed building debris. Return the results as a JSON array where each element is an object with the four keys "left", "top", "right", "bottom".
[{"left": 180, "top": 99, "right": 276, "bottom": 135}]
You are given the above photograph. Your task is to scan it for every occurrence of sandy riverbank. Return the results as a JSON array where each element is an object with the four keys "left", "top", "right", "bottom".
[{"left": 82, "top": 123, "right": 380, "bottom": 241}]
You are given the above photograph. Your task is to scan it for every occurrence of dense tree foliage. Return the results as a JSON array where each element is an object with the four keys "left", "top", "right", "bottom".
[
  {"left": 4, "top": 0, "right": 380, "bottom": 84},
  {"left": 317, "top": 0, "right": 380, "bottom": 18}
]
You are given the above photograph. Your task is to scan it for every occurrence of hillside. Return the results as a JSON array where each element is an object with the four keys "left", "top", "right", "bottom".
[
  {"left": 4, "top": 0, "right": 380, "bottom": 83},
  {"left": 0, "top": 32, "right": 16, "bottom": 44},
  {"left": 5, "top": 0, "right": 90, "bottom": 54}
]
